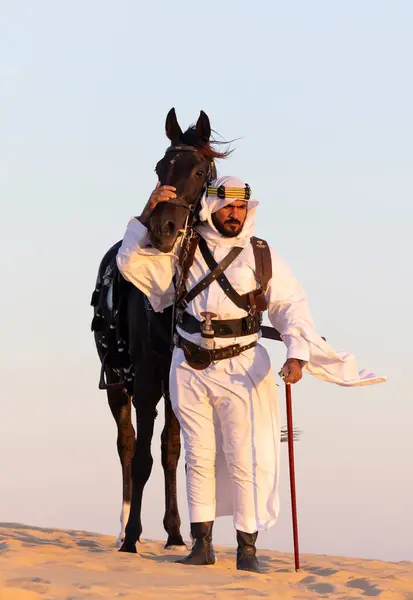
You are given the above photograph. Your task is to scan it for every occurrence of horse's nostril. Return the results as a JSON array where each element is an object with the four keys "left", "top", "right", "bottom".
[{"left": 162, "top": 221, "right": 175, "bottom": 236}]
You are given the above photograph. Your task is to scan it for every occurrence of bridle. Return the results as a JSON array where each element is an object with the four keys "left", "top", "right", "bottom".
[
  {"left": 160, "top": 143, "right": 216, "bottom": 225},
  {"left": 157, "top": 143, "right": 216, "bottom": 344}
]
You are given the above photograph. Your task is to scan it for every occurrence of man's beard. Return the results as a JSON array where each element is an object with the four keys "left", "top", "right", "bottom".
[{"left": 212, "top": 215, "right": 246, "bottom": 238}]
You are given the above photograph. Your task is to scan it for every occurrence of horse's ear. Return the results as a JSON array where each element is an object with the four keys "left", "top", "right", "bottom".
[
  {"left": 210, "top": 160, "right": 217, "bottom": 180},
  {"left": 196, "top": 110, "right": 211, "bottom": 141},
  {"left": 165, "top": 107, "right": 183, "bottom": 142}
]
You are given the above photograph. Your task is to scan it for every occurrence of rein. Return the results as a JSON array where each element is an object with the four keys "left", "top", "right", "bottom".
[{"left": 162, "top": 143, "right": 215, "bottom": 344}]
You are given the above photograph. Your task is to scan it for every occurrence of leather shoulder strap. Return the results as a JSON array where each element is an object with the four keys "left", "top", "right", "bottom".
[
  {"left": 183, "top": 237, "right": 242, "bottom": 303},
  {"left": 196, "top": 237, "right": 247, "bottom": 310},
  {"left": 251, "top": 236, "right": 272, "bottom": 293}
]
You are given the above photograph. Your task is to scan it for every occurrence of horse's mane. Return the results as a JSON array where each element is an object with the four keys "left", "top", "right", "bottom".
[{"left": 180, "top": 126, "right": 233, "bottom": 160}]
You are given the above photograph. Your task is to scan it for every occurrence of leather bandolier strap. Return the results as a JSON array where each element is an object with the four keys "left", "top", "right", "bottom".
[
  {"left": 251, "top": 236, "right": 272, "bottom": 296},
  {"left": 250, "top": 236, "right": 281, "bottom": 340},
  {"left": 184, "top": 241, "right": 243, "bottom": 306},
  {"left": 197, "top": 236, "right": 273, "bottom": 318},
  {"left": 174, "top": 232, "right": 282, "bottom": 352},
  {"left": 197, "top": 237, "right": 250, "bottom": 312}
]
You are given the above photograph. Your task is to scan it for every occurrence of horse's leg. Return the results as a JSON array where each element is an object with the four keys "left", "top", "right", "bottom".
[
  {"left": 119, "top": 367, "right": 161, "bottom": 553},
  {"left": 106, "top": 380, "right": 135, "bottom": 548},
  {"left": 162, "top": 390, "right": 185, "bottom": 548}
]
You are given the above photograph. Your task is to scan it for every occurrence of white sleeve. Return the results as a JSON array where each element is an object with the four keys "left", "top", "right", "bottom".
[
  {"left": 116, "top": 217, "right": 179, "bottom": 312},
  {"left": 266, "top": 248, "right": 315, "bottom": 362}
]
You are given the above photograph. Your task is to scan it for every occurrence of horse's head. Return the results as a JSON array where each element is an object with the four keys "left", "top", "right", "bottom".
[{"left": 148, "top": 108, "right": 228, "bottom": 253}]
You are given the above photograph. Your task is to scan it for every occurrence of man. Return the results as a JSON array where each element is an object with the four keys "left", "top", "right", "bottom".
[{"left": 117, "top": 175, "right": 385, "bottom": 573}]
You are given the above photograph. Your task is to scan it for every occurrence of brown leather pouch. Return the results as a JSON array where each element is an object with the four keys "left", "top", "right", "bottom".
[
  {"left": 182, "top": 343, "right": 212, "bottom": 370},
  {"left": 254, "top": 289, "right": 268, "bottom": 312},
  {"left": 240, "top": 288, "right": 268, "bottom": 314}
]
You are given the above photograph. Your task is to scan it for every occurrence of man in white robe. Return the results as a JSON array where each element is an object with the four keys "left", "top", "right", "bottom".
[{"left": 117, "top": 175, "right": 386, "bottom": 572}]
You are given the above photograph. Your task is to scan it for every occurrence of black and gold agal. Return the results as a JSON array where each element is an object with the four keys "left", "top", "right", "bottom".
[{"left": 206, "top": 183, "right": 251, "bottom": 200}]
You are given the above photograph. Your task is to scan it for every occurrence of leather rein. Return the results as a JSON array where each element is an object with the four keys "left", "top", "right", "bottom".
[{"left": 161, "top": 143, "right": 216, "bottom": 343}]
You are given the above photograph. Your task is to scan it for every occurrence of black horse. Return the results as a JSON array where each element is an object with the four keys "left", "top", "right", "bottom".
[{"left": 92, "top": 108, "right": 230, "bottom": 552}]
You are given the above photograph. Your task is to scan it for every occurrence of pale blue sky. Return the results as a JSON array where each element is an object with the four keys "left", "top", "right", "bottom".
[{"left": 1, "top": 0, "right": 412, "bottom": 562}]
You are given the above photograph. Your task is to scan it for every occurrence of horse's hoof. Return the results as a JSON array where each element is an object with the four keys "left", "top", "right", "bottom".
[
  {"left": 114, "top": 535, "right": 125, "bottom": 549},
  {"left": 165, "top": 534, "right": 186, "bottom": 549},
  {"left": 119, "top": 540, "right": 137, "bottom": 553}
]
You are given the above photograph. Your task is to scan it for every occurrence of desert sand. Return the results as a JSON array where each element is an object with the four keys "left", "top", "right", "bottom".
[{"left": 0, "top": 523, "right": 412, "bottom": 600}]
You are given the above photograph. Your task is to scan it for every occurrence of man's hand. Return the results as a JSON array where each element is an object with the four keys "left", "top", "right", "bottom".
[
  {"left": 279, "top": 358, "right": 303, "bottom": 384},
  {"left": 138, "top": 183, "right": 177, "bottom": 226}
]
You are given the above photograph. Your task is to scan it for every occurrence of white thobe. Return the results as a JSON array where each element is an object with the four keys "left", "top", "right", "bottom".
[{"left": 117, "top": 217, "right": 386, "bottom": 532}]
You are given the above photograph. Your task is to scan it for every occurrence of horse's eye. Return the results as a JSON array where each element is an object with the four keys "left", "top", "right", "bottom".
[{"left": 195, "top": 170, "right": 205, "bottom": 178}]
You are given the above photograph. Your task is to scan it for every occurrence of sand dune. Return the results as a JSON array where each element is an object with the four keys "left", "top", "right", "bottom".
[{"left": 0, "top": 523, "right": 411, "bottom": 599}]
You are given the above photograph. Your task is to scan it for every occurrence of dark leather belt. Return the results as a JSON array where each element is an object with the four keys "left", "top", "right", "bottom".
[
  {"left": 177, "top": 310, "right": 262, "bottom": 337},
  {"left": 174, "top": 334, "right": 257, "bottom": 370}
]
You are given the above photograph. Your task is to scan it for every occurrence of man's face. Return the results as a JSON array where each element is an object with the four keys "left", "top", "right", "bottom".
[{"left": 211, "top": 200, "right": 248, "bottom": 238}]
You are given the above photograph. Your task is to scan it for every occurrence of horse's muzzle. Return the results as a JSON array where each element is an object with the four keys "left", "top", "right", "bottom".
[{"left": 148, "top": 231, "right": 178, "bottom": 253}]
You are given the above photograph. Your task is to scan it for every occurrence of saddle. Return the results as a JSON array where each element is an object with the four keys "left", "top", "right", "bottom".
[
  {"left": 91, "top": 241, "right": 133, "bottom": 390},
  {"left": 91, "top": 241, "right": 173, "bottom": 390}
]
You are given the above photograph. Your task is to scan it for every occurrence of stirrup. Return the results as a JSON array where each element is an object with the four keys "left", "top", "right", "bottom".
[{"left": 98, "top": 353, "right": 126, "bottom": 390}]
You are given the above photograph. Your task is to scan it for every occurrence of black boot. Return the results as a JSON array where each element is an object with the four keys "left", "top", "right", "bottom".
[
  {"left": 176, "top": 522, "right": 215, "bottom": 565},
  {"left": 236, "top": 530, "right": 261, "bottom": 573}
]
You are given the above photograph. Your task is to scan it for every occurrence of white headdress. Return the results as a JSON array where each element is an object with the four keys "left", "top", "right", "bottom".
[{"left": 196, "top": 175, "right": 259, "bottom": 247}]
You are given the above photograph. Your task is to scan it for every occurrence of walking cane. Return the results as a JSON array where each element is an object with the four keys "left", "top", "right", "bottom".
[{"left": 285, "top": 382, "right": 300, "bottom": 571}]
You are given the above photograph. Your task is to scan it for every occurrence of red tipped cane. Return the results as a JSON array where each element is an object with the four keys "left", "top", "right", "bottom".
[{"left": 285, "top": 382, "right": 300, "bottom": 571}]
